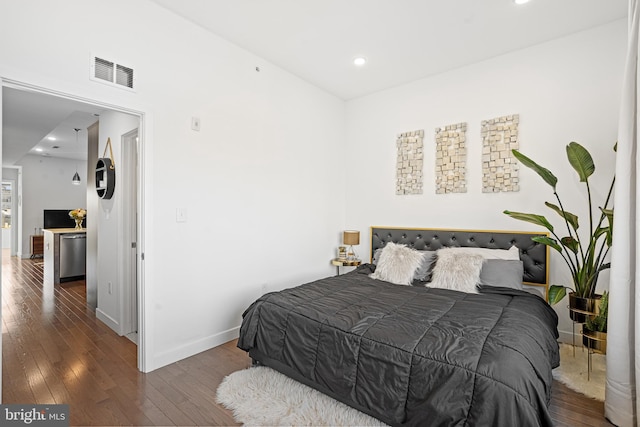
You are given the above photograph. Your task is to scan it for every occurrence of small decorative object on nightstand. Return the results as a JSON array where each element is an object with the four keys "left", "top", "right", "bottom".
[
  {"left": 331, "top": 258, "right": 361, "bottom": 276},
  {"left": 343, "top": 230, "right": 360, "bottom": 261},
  {"left": 337, "top": 245, "right": 347, "bottom": 260}
]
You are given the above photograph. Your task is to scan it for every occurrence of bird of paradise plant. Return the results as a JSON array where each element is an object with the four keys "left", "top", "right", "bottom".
[{"left": 504, "top": 142, "right": 615, "bottom": 305}]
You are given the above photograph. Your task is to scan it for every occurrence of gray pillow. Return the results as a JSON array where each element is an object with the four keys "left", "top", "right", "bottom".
[
  {"left": 414, "top": 251, "right": 437, "bottom": 282},
  {"left": 373, "top": 248, "right": 436, "bottom": 282},
  {"left": 372, "top": 248, "right": 384, "bottom": 265},
  {"left": 479, "top": 259, "right": 524, "bottom": 290}
]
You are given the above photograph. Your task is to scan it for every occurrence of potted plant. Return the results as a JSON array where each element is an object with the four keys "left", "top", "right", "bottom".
[
  {"left": 583, "top": 291, "right": 608, "bottom": 354},
  {"left": 503, "top": 142, "right": 615, "bottom": 321}
]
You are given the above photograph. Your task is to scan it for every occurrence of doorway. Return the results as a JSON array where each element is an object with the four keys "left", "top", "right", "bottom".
[
  {"left": 0, "top": 79, "right": 147, "bottom": 374},
  {"left": 1, "top": 180, "right": 14, "bottom": 251}
]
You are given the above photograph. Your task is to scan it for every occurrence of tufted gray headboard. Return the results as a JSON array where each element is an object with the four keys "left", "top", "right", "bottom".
[{"left": 370, "top": 226, "right": 549, "bottom": 294}]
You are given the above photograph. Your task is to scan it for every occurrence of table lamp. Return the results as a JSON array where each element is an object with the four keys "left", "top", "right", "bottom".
[{"left": 343, "top": 230, "right": 360, "bottom": 261}]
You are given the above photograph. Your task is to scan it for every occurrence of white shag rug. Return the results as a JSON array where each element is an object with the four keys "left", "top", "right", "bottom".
[
  {"left": 216, "top": 366, "right": 388, "bottom": 426},
  {"left": 553, "top": 343, "right": 605, "bottom": 401},
  {"left": 218, "top": 347, "right": 605, "bottom": 426}
]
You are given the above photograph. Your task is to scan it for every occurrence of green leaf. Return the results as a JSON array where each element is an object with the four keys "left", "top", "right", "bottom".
[
  {"left": 560, "top": 236, "right": 579, "bottom": 254},
  {"left": 601, "top": 208, "right": 614, "bottom": 246},
  {"left": 586, "top": 291, "right": 609, "bottom": 332},
  {"left": 532, "top": 236, "right": 562, "bottom": 252},
  {"left": 593, "top": 226, "right": 609, "bottom": 240},
  {"left": 512, "top": 150, "right": 558, "bottom": 189},
  {"left": 566, "top": 142, "right": 595, "bottom": 182},
  {"left": 503, "top": 211, "right": 554, "bottom": 232},
  {"left": 599, "top": 262, "right": 611, "bottom": 272},
  {"left": 548, "top": 285, "right": 568, "bottom": 305},
  {"left": 545, "top": 202, "right": 579, "bottom": 230}
]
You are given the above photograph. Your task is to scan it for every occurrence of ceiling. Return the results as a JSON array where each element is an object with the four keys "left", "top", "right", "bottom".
[
  {"left": 2, "top": 88, "right": 103, "bottom": 167},
  {"left": 1, "top": 0, "right": 629, "bottom": 168},
  {"left": 149, "top": 0, "right": 629, "bottom": 100}
]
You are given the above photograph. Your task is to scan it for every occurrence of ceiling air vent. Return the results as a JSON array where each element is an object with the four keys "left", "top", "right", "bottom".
[{"left": 91, "top": 55, "right": 135, "bottom": 91}]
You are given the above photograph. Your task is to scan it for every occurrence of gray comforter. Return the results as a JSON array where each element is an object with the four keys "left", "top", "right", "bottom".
[{"left": 238, "top": 265, "right": 559, "bottom": 426}]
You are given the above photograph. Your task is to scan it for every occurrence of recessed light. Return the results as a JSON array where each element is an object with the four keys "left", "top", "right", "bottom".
[
  {"left": 34, "top": 148, "right": 43, "bottom": 152},
  {"left": 47, "top": 136, "right": 56, "bottom": 141},
  {"left": 353, "top": 56, "right": 367, "bottom": 66},
  {"left": 514, "top": 0, "right": 531, "bottom": 4}
]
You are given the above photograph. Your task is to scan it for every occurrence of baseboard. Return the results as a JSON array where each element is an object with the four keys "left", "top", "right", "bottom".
[
  {"left": 96, "top": 308, "right": 120, "bottom": 333},
  {"left": 152, "top": 326, "right": 240, "bottom": 371}
]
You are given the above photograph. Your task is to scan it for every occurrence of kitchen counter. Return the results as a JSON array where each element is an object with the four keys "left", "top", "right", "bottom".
[
  {"left": 43, "top": 229, "right": 87, "bottom": 285},
  {"left": 43, "top": 228, "right": 87, "bottom": 234}
]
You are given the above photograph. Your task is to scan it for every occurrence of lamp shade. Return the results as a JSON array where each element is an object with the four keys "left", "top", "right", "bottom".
[{"left": 343, "top": 230, "right": 360, "bottom": 246}]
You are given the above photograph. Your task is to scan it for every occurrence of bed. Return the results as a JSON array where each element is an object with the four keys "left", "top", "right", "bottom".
[{"left": 237, "top": 227, "right": 559, "bottom": 426}]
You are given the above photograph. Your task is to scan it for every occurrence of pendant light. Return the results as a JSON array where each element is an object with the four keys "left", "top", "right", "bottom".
[{"left": 71, "top": 128, "right": 81, "bottom": 185}]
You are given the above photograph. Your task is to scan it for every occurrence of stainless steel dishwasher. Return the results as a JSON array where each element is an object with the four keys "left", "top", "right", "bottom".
[{"left": 60, "top": 233, "right": 86, "bottom": 279}]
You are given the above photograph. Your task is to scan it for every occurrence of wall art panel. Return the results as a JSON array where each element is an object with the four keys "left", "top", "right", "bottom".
[
  {"left": 396, "top": 130, "right": 424, "bottom": 195},
  {"left": 435, "top": 122, "right": 467, "bottom": 194},
  {"left": 481, "top": 114, "right": 520, "bottom": 193}
]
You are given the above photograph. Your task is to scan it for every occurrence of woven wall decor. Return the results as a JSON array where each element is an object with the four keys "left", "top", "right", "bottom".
[
  {"left": 396, "top": 130, "right": 424, "bottom": 195},
  {"left": 481, "top": 114, "right": 519, "bottom": 193},
  {"left": 435, "top": 122, "right": 467, "bottom": 194}
]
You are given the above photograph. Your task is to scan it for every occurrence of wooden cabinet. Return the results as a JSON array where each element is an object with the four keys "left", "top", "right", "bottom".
[{"left": 30, "top": 235, "right": 44, "bottom": 258}]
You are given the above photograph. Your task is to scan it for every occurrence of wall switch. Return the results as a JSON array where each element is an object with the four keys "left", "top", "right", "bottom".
[
  {"left": 176, "top": 207, "right": 187, "bottom": 223},
  {"left": 108, "top": 282, "right": 113, "bottom": 294},
  {"left": 191, "top": 117, "right": 201, "bottom": 131}
]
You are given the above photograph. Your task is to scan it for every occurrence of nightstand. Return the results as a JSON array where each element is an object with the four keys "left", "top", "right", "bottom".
[{"left": 331, "top": 259, "right": 361, "bottom": 276}]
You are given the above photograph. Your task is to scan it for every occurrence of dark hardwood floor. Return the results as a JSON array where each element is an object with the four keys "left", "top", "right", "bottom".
[{"left": 2, "top": 252, "right": 612, "bottom": 426}]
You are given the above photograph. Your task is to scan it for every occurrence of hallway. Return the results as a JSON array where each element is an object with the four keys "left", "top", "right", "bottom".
[{"left": 1, "top": 251, "right": 244, "bottom": 425}]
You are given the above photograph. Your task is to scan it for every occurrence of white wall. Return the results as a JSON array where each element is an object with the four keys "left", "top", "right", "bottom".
[
  {"left": 94, "top": 110, "right": 139, "bottom": 332},
  {"left": 0, "top": 0, "right": 345, "bottom": 370},
  {"left": 345, "top": 20, "right": 626, "bottom": 341},
  {"left": 16, "top": 155, "right": 87, "bottom": 251}
]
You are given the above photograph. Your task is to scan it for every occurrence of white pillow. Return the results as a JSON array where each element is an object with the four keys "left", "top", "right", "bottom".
[
  {"left": 428, "top": 248, "right": 485, "bottom": 293},
  {"left": 369, "top": 242, "right": 425, "bottom": 286},
  {"left": 442, "top": 245, "right": 520, "bottom": 260}
]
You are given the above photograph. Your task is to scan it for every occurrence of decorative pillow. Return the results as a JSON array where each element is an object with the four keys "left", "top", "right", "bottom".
[
  {"left": 479, "top": 259, "right": 524, "bottom": 290},
  {"left": 442, "top": 245, "right": 520, "bottom": 260},
  {"left": 428, "top": 248, "right": 485, "bottom": 293},
  {"left": 373, "top": 247, "right": 436, "bottom": 282},
  {"left": 369, "top": 242, "right": 425, "bottom": 286}
]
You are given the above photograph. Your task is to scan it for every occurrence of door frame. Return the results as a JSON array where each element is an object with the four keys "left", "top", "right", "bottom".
[
  {"left": 0, "top": 77, "right": 149, "bottom": 374},
  {"left": 121, "top": 128, "right": 138, "bottom": 338}
]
